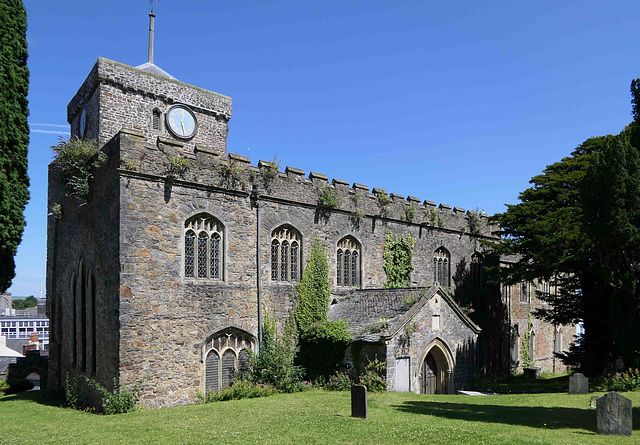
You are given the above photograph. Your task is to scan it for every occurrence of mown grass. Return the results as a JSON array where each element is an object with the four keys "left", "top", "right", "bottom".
[{"left": 1, "top": 389, "right": 639, "bottom": 444}]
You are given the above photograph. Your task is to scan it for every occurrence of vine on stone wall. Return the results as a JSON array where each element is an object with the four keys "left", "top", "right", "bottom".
[
  {"left": 521, "top": 313, "right": 534, "bottom": 367},
  {"left": 383, "top": 231, "right": 415, "bottom": 288},
  {"left": 294, "top": 238, "right": 351, "bottom": 379},
  {"left": 51, "top": 137, "right": 106, "bottom": 206}
]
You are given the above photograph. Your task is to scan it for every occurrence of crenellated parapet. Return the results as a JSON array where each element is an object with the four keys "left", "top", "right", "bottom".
[{"left": 113, "top": 129, "right": 497, "bottom": 238}]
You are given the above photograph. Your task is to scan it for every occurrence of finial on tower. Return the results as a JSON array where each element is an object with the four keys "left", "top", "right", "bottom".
[{"left": 148, "top": 1, "right": 158, "bottom": 64}]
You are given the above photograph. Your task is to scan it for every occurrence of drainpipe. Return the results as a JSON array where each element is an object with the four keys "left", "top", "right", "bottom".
[{"left": 252, "top": 187, "right": 262, "bottom": 353}]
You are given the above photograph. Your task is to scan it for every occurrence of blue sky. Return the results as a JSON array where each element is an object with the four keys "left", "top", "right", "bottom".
[{"left": 9, "top": 1, "right": 640, "bottom": 297}]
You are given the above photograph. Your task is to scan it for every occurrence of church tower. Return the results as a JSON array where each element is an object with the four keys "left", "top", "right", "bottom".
[{"left": 66, "top": 12, "right": 232, "bottom": 157}]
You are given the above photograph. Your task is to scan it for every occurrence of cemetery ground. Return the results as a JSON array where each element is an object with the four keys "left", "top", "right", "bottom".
[{"left": 1, "top": 388, "right": 638, "bottom": 444}]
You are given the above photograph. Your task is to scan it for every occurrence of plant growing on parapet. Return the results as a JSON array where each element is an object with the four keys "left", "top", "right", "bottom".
[
  {"left": 429, "top": 208, "right": 446, "bottom": 227},
  {"left": 375, "top": 189, "right": 392, "bottom": 216},
  {"left": 51, "top": 137, "right": 106, "bottom": 206},
  {"left": 464, "top": 209, "right": 484, "bottom": 236},
  {"left": 217, "top": 157, "right": 246, "bottom": 189},
  {"left": 260, "top": 154, "right": 280, "bottom": 188},
  {"left": 521, "top": 314, "right": 534, "bottom": 368},
  {"left": 403, "top": 205, "right": 417, "bottom": 222},
  {"left": 165, "top": 155, "right": 193, "bottom": 179},
  {"left": 318, "top": 185, "right": 340, "bottom": 210},
  {"left": 383, "top": 231, "right": 415, "bottom": 288}
]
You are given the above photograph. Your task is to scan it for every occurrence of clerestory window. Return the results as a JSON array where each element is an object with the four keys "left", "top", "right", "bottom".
[
  {"left": 271, "top": 225, "right": 301, "bottom": 282},
  {"left": 184, "top": 214, "right": 224, "bottom": 280},
  {"left": 336, "top": 236, "right": 361, "bottom": 287},
  {"left": 433, "top": 247, "right": 451, "bottom": 287}
]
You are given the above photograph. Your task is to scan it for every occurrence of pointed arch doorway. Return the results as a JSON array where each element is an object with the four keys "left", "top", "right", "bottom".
[{"left": 420, "top": 339, "right": 453, "bottom": 394}]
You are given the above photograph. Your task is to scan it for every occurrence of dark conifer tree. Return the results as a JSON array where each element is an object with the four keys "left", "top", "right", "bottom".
[{"left": 0, "top": 0, "right": 30, "bottom": 292}]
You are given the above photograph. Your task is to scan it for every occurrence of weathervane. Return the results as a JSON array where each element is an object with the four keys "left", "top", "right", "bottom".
[{"left": 150, "top": 0, "right": 158, "bottom": 14}]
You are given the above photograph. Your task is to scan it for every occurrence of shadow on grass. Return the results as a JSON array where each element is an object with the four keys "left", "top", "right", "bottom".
[
  {"left": 393, "top": 399, "right": 640, "bottom": 433},
  {"left": 0, "top": 390, "right": 64, "bottom": 408}
]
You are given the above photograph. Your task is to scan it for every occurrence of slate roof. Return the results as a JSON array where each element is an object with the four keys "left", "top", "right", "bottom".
[
  {"left": 136, "top": 62, "right": 177, "bottom": 80},
  {"left": 327, "top": 285, "right": 481, "bottom": 342}
]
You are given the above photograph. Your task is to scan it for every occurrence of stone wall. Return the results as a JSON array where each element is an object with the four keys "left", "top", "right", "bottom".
[{"left": 67, "top": 58, "right": 231, "bottom": 156}]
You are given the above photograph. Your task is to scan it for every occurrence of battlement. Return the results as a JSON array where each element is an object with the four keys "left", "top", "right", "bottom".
[{"left": 113, "top": 129, "right": 497, "bottom": 238}]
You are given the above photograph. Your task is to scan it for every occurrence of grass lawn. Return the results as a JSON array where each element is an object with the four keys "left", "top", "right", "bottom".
[{"left": 1, "top": 389, "right": 638, "bottom": 444}]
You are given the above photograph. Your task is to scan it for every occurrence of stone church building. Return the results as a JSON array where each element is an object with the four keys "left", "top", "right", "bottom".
[{"left": 46, "top": 33, "right": 573, "bottom": 407}]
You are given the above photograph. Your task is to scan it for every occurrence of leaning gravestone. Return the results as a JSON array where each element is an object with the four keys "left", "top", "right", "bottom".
[
  {"left": 351, "top": 384, "right": 368, "bottom": 419},
  {"left": 569, "top": 373, "right": 589, "bottom": 394},
  {"left": 597, "top": 392, "right": 632, "bottom": 436}
]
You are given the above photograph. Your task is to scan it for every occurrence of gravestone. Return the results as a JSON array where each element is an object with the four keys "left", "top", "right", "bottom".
[
  {"left": 523, "top": 366, "right": 541, "bottom": 378},
  {"left": 597, "top": 392, "right": 632, "bottom": 436},
  {"left": 351, "top": 384, "right": 368, "bottom": 419},
  {"left": 569, "top": 373, "right": 589, "bottom": 394}
]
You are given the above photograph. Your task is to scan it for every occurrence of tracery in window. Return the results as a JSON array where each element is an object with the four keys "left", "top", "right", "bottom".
[
  {"left": 336, "top": 236, "right": 361, "bottom": 287},
  {"left": 204, "top": 330, "right": 254, "bottom": 393},
  {"left": 433, "top": 247, "right": 451, "bottom": 287},
  {"left": 184, "top": 215, "right": 223, "bottom": 280},
  {"left": 520, "top": 282, "right": 530, "bottom": 303},
  {"left": 271, "top": 225, "right": 301, "bottom": 282},
  {"left": 470, "top": 252, "right": 483, "bottom": 289}
]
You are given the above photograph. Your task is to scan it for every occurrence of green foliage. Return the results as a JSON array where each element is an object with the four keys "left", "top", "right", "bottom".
[
  {"left": 65, "top": 373, "right": 144, "bottom": 415},
  {"left": 0, "top": 0, "right": 29, "bottom": 293},
  {"left": 581, "top": 133, "right": 640, "bottom": 366},
  {"left": 293, "top": 238, "right": 351, "bottom": 380},
  {"left": 358, "top": 358, "right": 387, "bottom": 392},
  {"left": 217, "top": 157, "right": 246, "bottom": 188},
  {"left": 165, "top": 154, "right": 193, "bottom": 178},
  {"left": 295, "top": 239, "right": 330, "bottom": 329},
  {"left": 403, "top": 205, "right": 416, "bottom": 222},
  {"left": 51, "top": 137, "right": 106, "bottom": 206},
  {"left": 50, "top": 203, "right": 62, "bottom": 220},
  {"left": 605, "top": 368, "right": 640, "bottom": 392},
  {"left": 298, "top": 320, "right": 352, "bottom": 380},
  {"left": 260, "top": 155, "right": 280, "bottom": 187},
  {"left": 197, "top": 379, "right": 276, "bottom": 403},
  {"left": 120, "top": 157, "right": 139, "bottom": 171},
  {"left": 383, "top": 231, "right": 415, "bottom": 288},
  {"left": 11, "top": 295, "right": 37, "bottom": 310},
  {"left": 429, "top": 208, "right": 445, "bottom": 227},
  {"left": 464, "top": 210, "right": 484, "bottom": 236},
  {"left": 248, "top": 310, "right": 305, "bottom": 393},
  {"left": 324, "top": 371, "right": 352, "bottom": 391},
  {"left": 375, "top": 189, "right": 392, "bottom": 215},
  {"left": 521, "top": 314, "right": 534, "bottom": 368},
  {"left": 318, "top": 185, "right": 340, "bottom": 209},
  {"left": 1, "top": 378, "right": 33, "bottom": 395}
]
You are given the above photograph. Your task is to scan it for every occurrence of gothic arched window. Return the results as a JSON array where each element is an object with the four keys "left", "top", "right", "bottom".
[
  {"left": 433, "top": 247, "right": 450, "bottom": 287},
  {"left": 184, "top": 215, "right": 224, "bottom": 280},
  {"left": 336, "top": 236, "right": 361, "bottom": 287},
  {"left": 204, "top": 329, "right": 254, "bottom": 393},
  {"left": 271, "top": 225, "right": 301, "bottom": 282},
  {"left": 470, "top": 252, "right": 483, "bottom": 289}
]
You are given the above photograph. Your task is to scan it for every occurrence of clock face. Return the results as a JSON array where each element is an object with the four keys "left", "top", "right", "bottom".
[
  {"left": 166, "top": 105, "right": 197, "bottom": 139},
  {"left": 79, "top": 107, "right": 87, "bottom": 138}
]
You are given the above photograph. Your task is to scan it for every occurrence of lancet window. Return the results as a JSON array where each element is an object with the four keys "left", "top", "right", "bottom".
[
  {"left": 184, "top": 215, "right": 223, "bottom": 280},
  {"left": 433, "top": 247, "right": 451, "bottom": 287},
  {"left": 271, "top": 225, "right": 301, "bottom": 282},
  {"left": 336, "top": 236, "right": 361, "bottom": 287},
  {"left": 470, "top": 252, "right": 483, "bottom": 289}
]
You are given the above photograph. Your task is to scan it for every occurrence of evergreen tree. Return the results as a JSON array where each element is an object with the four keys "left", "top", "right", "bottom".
[
  {"left": 582, "top": 133, "right": 640, "bottom": 368},
  {"left": 0, "top": 0, "right": 30, "bottom": 292}
]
